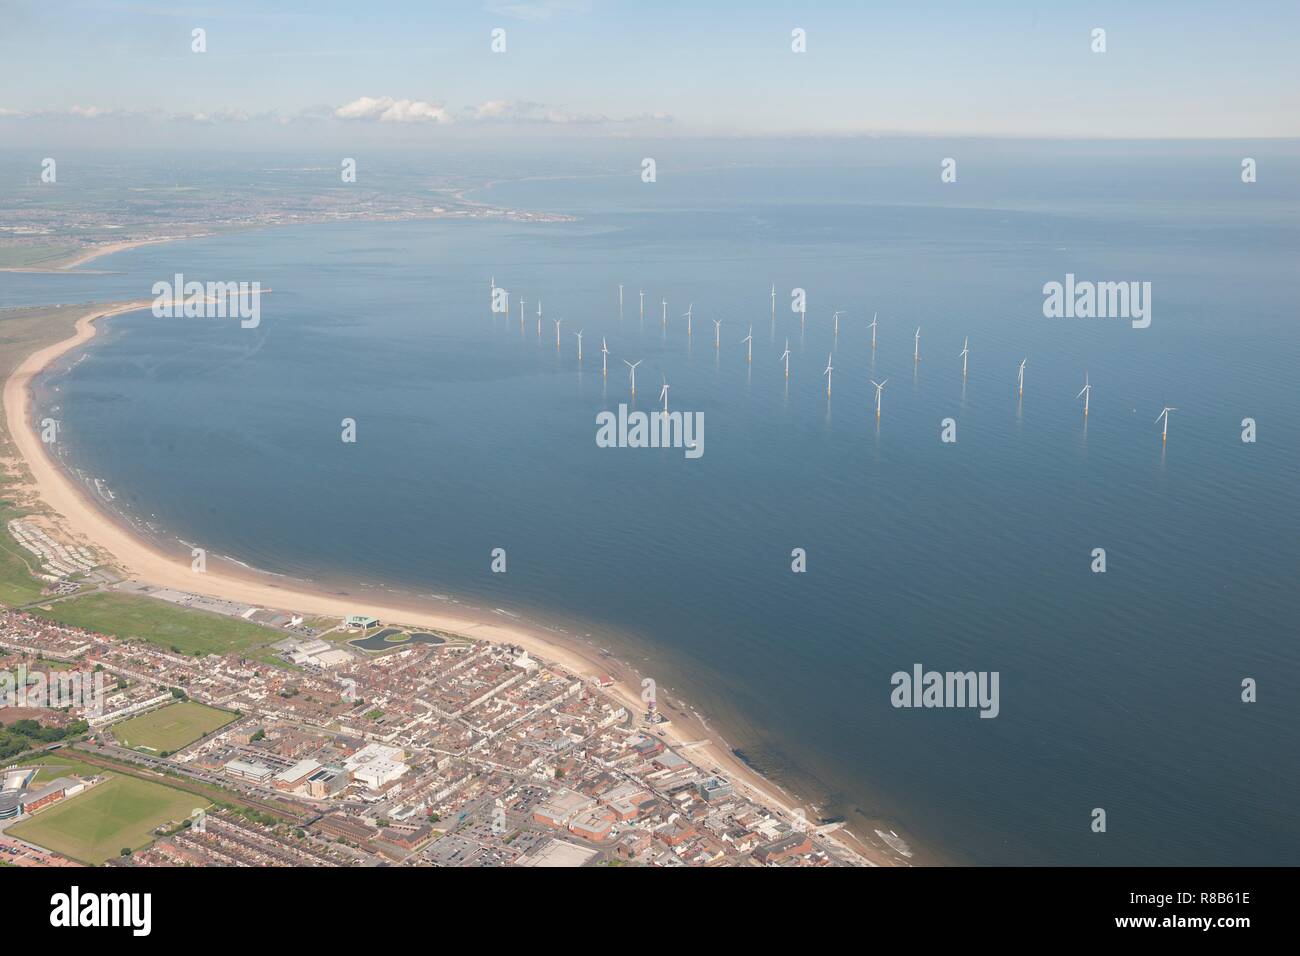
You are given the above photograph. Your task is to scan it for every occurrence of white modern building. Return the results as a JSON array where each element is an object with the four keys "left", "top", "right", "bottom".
[{"left": 344, "top": 743, "right": 408, "bottom": 790}]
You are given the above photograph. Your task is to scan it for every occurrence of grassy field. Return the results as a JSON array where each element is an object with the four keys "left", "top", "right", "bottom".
[
  {"left": 111, "top": 700, "right": 237, "bottom": 753},
  {"left": 8, "top": 774, "right": 207, "bottom": 865},
  {"left": 0, "top": 243, "right": 82, "bottom": 269},
  {"left": 0, "top": 487, "right": 52, "bottom": 607},
  {"left": 112, "top": 702, "right": 239, "bottom": 754},
  {"left": 28, "top": 591, "right": 280, "bottom": 659}
]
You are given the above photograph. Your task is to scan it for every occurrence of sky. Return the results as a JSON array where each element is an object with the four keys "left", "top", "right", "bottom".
[{"left": 1, "top": 0, "right": 1297, "bottom": 147}]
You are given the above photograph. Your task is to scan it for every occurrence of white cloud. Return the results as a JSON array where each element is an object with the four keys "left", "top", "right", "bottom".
[
  {"left": 473, "top": 99, "right": 515, "bottom": 119},
  {"left": 334, "top": 96, "right": 453, "bottom": 124},
  {"left": 176, "top": 108, "right": 252, "bottom": 124}
]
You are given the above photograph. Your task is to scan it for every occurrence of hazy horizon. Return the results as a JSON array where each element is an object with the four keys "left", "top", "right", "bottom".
[{"left": 3, "top": 0, "right": 1298, "bottom": 148}]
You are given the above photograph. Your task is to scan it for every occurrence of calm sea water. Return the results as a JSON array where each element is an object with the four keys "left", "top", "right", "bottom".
[{"left": 11, "top": 148, "right": 1300, "bottom": 865}]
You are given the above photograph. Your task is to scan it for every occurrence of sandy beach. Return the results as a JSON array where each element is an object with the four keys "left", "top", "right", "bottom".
[
  {"left": 2, "top": 299, "right": 899, "bottom": 866},
  {"left": 0, "top": 236, "right": 208, "bottom": 273}
]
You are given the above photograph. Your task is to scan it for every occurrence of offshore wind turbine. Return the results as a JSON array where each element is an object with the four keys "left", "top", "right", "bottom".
[
  {"left": 639, "top": 289, "right": 644, "bottom": 321},
  {"left": 770, "top": 284, "right": 776, "bottom": 327},
  {"left": 601, "top": 337, "right": 608, "bottom": 376},
  {"left": 1076, "top": 372, "right": 1091, "bottom": 417},
  {"left": 779, "top": 339, "right": 791, "bottom": 378},
  {"left": 959, "top": 336, "right": 969, "bottom": 377},
  {"left": 1017, "top": 357, "right": 1027, "bottom": 397},
  {"left": 742, "top": 325, "right": 753, "bottom": 363},
  {"left": 659, "top": 376, "right": 670, "bottom": 414},
  {"left": 661, "top": 298, "right": 667, "bottom": 327},
  {"left": 833, "top": 310, "right": 843, "bottom": 337},
  {"left": 913, "top": 326, "right": 921, "bottom": 363},
  {"left": 869, "top": 312, "right": 878, "bottom": 351},
  {"left": 519, "top": 297, "right": 525, "bottom": 328},
  {"left": 573, "top": 329, "right": 583, "bottom": 362},
  {"left": 871, "top": 379, "right": 888, "bottom": 419},
  {"left": 823, "top": 353, "right": 834, "bottom": 395},
  {"left": 1156, "top": 405, "right": 1177, "bottom": 443},
  {"left": 536, "top": 299, "right": 542, "bottom": 336},
  {"left": 713, "top": 318, "right": 722, "bottom": 349},
  {"left": 618, "top": 284, "right": 624, "bottom": 317},
  {"left": 554, "top": 317, "right": 563, "bottom": 349},
  {"left": 624, "top": 359, "right": 641, "bottom": 396},
  {"left": 683, "top": 303, "right": 693, "bottom": 337}
]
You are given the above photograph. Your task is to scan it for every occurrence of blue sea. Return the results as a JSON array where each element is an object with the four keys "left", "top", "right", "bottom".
[{"left": 5, "top": 141, "right": 1299, "bottom": 864}]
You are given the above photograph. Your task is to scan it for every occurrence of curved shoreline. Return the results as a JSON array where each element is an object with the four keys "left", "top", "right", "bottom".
[
  {"left": 4, "top": 299, "right": 903, "bottom": 866},
  {"left": 0, "top": 236, "right": 209, "bottom": 273}
]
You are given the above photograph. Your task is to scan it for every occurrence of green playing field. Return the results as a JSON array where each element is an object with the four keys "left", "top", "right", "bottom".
[
  {"left": 111, "top": 701, "right": 237, "bottom": 753},
  {"left": 9, "top": 774, "right": 208, "bottom": 865}
]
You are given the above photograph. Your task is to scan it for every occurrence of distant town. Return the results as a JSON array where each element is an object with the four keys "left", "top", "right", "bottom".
[{"left": 0, "top": 161, "right": 572, "bottom": 271}]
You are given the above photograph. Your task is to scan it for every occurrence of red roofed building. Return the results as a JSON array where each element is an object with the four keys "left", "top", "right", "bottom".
[{"left": 568, "top": 808, "right": 616, "bottom": 842}]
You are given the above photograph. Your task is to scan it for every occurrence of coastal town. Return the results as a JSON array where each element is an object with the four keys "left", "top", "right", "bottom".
[
  {"left": 0, "top": 286, "right": 895, "bottom": 870},
  {"left": 1, "top": 595, "right": 869, "bottom": 868}
]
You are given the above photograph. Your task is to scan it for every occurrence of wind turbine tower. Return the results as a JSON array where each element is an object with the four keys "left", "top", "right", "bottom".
[
  {"left": 871, "top": 379, "right": 888, "bottom": 419},
  {"left": 1156, "top": 405, "right": 1177, "bottom": 443}
]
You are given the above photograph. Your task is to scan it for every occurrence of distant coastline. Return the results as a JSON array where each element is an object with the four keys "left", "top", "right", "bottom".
[
  {"left": 0, "top": 236, "right": 211, "bottom": 273},
  {"left": 0, "top": 191, "right": 577, "bottom": 275}
]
